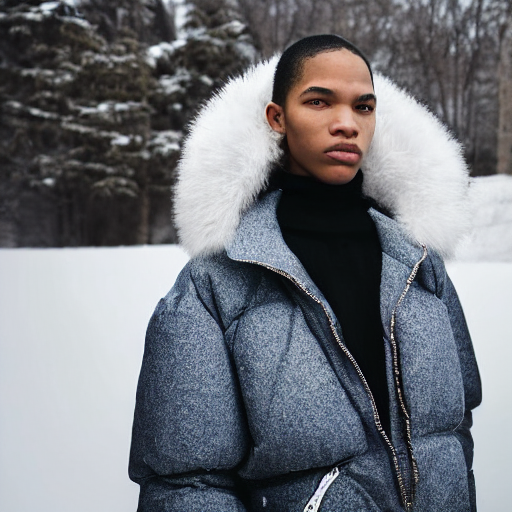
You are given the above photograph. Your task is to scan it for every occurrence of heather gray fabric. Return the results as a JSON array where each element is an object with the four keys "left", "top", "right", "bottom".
[{"left": 129, "top": 191, "right": 481, "bottom": 512}]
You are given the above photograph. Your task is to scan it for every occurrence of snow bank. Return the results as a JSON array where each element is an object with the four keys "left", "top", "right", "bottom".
[
  {"left": 0, "top": 244, "right": 510, "bottom": 511},
  {"left": 454, "top": 174, "right": 512, "bottom": 262}
]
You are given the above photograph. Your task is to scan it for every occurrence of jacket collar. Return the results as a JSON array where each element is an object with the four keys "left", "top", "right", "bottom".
[
  {"left": 227, "top": 191, "right": 318, "bottom": 283},
  {"left": 175, "top": 58, "right": 470, "bottom": 260},
  {"left": 226, "top": 190, "right": 336, "bottom": 322},
  {"left": 226, "top": 190, "right": 427, "bottom": 329}
]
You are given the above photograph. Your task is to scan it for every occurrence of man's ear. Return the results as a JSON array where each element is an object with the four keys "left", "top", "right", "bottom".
[{"left": 265, "top": 102, "right": 286, "bottom": 134}]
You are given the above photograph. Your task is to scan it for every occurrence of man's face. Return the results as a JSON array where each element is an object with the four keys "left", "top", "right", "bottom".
[{"left": 267, "top": 49, "right": 376, "bottom": 185}]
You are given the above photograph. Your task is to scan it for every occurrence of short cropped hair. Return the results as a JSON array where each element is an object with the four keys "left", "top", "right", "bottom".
[{"left": 272, "top": 34, "right": 374, "bottom": 107}]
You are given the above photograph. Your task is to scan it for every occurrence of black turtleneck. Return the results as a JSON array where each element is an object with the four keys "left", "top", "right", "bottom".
[{"left": 276, "top": 170, "right": 390, "bottom": 435}]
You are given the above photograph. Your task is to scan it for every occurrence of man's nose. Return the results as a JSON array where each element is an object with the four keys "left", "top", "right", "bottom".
[{"left": 329, "top": 107, "right": 358, "bottom": 138}]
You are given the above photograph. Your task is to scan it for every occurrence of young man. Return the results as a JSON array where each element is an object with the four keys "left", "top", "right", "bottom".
[{"left": 130, "top": 35, "right": 481, "bottom": 512}]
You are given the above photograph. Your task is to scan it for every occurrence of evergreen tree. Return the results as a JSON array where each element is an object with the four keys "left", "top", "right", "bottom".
[
  {"left": 0, "top": 0, "right": 172, "bottom": 246},
  {"left": 0, "top": 0, "right": 258, "bottom": 247},
  {"left": 78, "top": 0, "right": 176, "bottom": 44}
]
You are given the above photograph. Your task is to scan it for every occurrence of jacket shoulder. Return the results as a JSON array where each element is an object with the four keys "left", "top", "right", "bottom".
[{"left": 170, "top": 251, "right": 264, "bottom": 330}]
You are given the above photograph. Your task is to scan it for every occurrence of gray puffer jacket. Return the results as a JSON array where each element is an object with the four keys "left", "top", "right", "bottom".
[{"left": 129, "top": 59, "right": 482, "bottom": 512}]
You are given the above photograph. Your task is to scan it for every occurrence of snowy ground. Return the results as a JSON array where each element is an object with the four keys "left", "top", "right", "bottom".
[
  {"left": 0, "top": 245, "right": 189, "bottom": 512},
  {"left": 0, "top": 175, "right": 511, "bottom": 511}
]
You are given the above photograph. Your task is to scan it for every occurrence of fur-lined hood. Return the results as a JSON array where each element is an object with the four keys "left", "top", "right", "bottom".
[{"left": 174, "top": 56, "right": 470, "bottom": 259}]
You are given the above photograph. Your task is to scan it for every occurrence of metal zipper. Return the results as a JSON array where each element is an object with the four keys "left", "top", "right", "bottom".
[
  {"left": 233, "top": 245, "right": 427, "bottom": 512},
  {"left": 388, "top": 243, "right": 428, "bottom": 507}
]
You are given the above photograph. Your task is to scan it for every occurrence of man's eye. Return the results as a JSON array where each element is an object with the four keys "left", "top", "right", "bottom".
[
  {"left": 308, "top": 99, "right": 326, "bottom": 106},
  {"left": 357, "top": 104, "right": 375, "bottom": 113}
]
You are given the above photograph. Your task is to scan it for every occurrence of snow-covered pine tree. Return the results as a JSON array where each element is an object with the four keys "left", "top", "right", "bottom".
[
  {"left": 0, "top": 0, "right": 164, "bottom": 246},
  {"left": 147, "top": 0, "right": 258, "bottom": 133},
  {"left": 78, "top": 0, "right": 176, "bottom": 44},
  {"left": 0, "top": 0, "right": 258, "bottom": 247}
]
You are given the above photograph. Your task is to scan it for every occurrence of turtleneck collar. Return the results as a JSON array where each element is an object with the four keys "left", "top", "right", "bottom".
[
  {"left": 278, "top": 169, "right": 364, "bottom": 203},
  {"left": 276, "top": 169, "right": 373, "bottom": 234}
]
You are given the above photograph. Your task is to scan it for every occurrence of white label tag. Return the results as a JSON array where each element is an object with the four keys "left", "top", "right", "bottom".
[{"left": 303, "top": 466, "right": 341, "bottom": 512}]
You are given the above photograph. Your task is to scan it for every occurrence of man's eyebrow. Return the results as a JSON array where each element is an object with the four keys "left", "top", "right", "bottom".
[
  {"left": 299, "top": 88, "right": 377, "bottom": 103},
  {"left": 357, "top": 93, "right": 377, "bottom": 102},
  {"left": 299, "top": 86, "right": 334, "bottom": 97}
]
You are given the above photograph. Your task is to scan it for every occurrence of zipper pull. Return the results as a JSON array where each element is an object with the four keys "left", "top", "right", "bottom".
[{"left": 303, "top": 466, "right": 341, "bottom": 512}]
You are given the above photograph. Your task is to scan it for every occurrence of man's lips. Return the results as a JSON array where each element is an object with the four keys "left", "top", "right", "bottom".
[{"left": 325, "top": 143, "right": 362, "bottom": 164}]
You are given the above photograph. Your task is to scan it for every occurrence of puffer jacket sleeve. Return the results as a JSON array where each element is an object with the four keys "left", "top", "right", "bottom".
[
  {"left": 438, "top": 265, "right": 482, "bottom": 512},
  {"left": 129, "top": 261, "right": 249, "bottom": 512}
]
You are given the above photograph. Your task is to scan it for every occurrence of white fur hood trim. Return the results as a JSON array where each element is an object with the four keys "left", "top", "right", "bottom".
[{"left": 175, "top": 58, "right": 470, "bottom": 259}]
